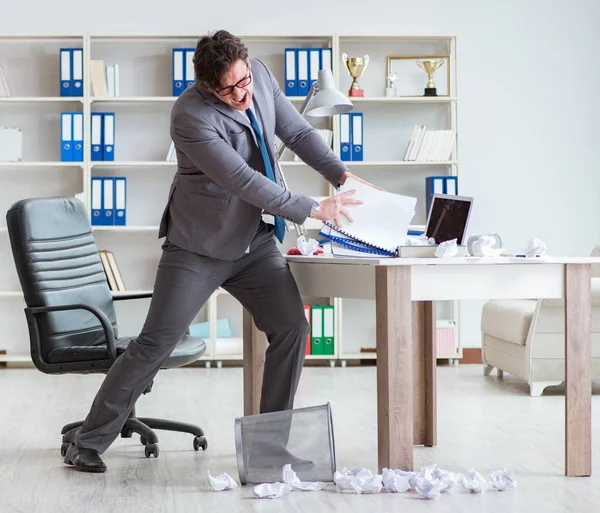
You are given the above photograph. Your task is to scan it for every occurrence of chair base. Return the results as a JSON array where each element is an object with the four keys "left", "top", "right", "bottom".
[{"left": 60, "top": 407, "right": 208, "bottom": 459}]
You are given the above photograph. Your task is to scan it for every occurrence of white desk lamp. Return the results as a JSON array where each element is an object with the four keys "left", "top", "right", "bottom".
[{"left": 274, "top": 68, "right": 353, "bottom": 238}]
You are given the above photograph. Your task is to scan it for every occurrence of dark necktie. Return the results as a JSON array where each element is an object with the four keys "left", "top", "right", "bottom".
[{"left": 245, "top": 108, "right": 286, "bottom": 243}]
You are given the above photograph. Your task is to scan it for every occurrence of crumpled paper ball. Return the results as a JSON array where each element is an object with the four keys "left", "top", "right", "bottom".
[
  {"left": 334, "top": 467, "right": 383, "bottom": 494},
  {"left": 434, "top": 239, "right": 458, "bottom": 258},
  {"left": 208, "top": 471, "right": 238, "bottom": 491},
  {"left": 404, "top": 234, "right": 436, "bottom": 246},
  {"left": 287, "top": 236, "right": 323, "bottom": 256},
  {"left": 524, "top": 237, "right": 547, "bottom": 257},
  {"left": 282, "top": 464, "right": 327, "bottom": 491},
  {"left": 460, "top": 469, "right": 489, "bottom": 493},
  {"left": 489, "top": 469, "right": 517, "bottom": 491},
  {"left": 253, "top": 482, "right": 293, "bottom": 499},
  {"left": 469, "top": 235, "right": 504, "bottom": 257}
]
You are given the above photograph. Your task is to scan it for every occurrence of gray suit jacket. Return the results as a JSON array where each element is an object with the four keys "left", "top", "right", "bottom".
[{"left": 159, "top": 58, "right": 347, "bottom": 261}]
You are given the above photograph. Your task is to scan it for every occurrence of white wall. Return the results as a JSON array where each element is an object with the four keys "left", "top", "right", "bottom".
[{"left": 3, "top": 0, "right": 599, "bottom": 348}]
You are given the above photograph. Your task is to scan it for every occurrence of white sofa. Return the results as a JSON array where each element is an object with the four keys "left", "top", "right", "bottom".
[{"left": 481, "top": 246, "right": 600, "bottom": 396}]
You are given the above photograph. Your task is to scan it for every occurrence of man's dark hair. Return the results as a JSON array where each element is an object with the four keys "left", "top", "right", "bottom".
[{"left": 193, "top": 30, "right": 249, "bottom": 91}]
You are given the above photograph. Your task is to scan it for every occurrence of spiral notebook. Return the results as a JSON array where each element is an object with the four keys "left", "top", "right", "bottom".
[
  {"left": 319, "top": 225, "right": 396, "bottom": 256},
  {"left": 324, "top": 177, "right": 417, "bottom": 253}
]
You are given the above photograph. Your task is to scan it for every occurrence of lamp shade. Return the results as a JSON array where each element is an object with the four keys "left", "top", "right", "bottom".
[{"left": 305, "top": 69, "right": 353, "bottom": 117}]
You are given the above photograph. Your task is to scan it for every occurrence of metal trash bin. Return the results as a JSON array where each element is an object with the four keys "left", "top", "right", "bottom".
[{"left": 235, "top": 402, "right": 336, "bottom": 485}]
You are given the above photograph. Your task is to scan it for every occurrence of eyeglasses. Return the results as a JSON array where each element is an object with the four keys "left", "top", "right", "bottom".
[{"left": 215, "top": 66, "right": 252, "bottom": 96}]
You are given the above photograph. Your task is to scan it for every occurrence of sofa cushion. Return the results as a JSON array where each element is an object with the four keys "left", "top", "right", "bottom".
[{"left": 481, "top": 299, "right": 537, "bottom": 346}]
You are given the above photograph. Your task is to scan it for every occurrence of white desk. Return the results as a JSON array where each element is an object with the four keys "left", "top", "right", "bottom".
[{"left": 243, "top": 255, "right": 599, "bottom": 477}]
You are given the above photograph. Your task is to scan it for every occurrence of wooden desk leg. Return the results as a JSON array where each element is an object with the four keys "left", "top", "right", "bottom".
[
  {"left": 376, "top": 266, "right": 413, "bottom": 472},
  {"left": 412, "top": 301, "right": 437, "bottom": 447},
  {"left": 242, "top": 309, "right": 267, "bottom": 416},
  {"left": 564, "top": 263, "right": 591, "bottom": 477}
]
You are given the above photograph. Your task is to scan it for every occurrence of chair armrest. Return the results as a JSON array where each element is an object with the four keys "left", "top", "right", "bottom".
[
  {"left": 25, "top": 303, "right": 117, "bottom": 362},
  {"left": 111, "top": 292, "right": 153, "bottom": 301}
]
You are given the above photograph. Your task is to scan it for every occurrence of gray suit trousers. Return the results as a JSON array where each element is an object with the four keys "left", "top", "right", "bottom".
[{"left": 75, "top": 222, "right": 309, "bottom": 454}]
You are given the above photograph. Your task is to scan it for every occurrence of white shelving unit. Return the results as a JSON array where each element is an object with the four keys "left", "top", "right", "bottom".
[{"left": 0, "top": 33, "right": 460, "bottom": 366}]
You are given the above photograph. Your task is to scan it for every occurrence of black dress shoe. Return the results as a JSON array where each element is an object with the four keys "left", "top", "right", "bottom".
[{"left": 64, "top": 443, "right": 107, "bottom": 473}]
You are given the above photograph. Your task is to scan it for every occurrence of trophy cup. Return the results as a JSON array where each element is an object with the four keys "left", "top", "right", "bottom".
[
  {"left": 416, "top": 58, "right": 445, "bottom": 96},
  {"left": 342, "top": 53, "right": 369, "bottom": 97},
  {"left": 385, "top": 72, "right": 397, "bottom": 97}
]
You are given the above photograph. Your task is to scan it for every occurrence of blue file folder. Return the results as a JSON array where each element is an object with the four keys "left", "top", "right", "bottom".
[
  {"left": 320, "top": 48, "right": 332, "bottom": 71},
  {"left": 445, "top": 176, "right": 458, "bottom": 195},
  {"left": 102, "top": 177, "right": 114, "bottom": 225},
  {"left": 59, "top": 49, "right": 71, "bottom": 97},
  {"left": 351, "top": 113, "right": 363, "bottom": 161},
  {"left": 72, "top": 112, "right": 83, "bottom": 162},
  {"left": 185, "top": 49, "right": 195, "bottom": 89},
  {"left": 91, "top": 176, "right": 103, "bottom": 225},
  {"left": 60, "top": 113, "right": 73, "bottom": 162},
  {"left": 284, "top": 48, "right": 297, "bottom": 96},
  {"left": 172, "top": 49, "right": 186, "bottom": 96},
  {"left": 425, "top": 176, "right": 458, "bottom": 217},
  {"left": 70, "top": 49, "right": 83, "bottom": 97},
  {"left": 339, "top": 113, "right": 352, "bottom": 161},
  {"left": 114, "top": 176, "right": 126, "bottom": 225},
  {"left": 102, "top": 113, "right": 115, "bottom": 161},
  {"left": 308, "top": 48, "right": 320, "bottom": 90},
  {"left": 91, "top": 113, "right": 103, "bottom": 161},
  {"left": 296, "top": 49, "right": 309, "bottom": 97}
]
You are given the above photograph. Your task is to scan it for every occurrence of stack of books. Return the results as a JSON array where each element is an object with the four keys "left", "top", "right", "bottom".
[{"left": 99, "top": 250, "right": 126, "bottom": 291}]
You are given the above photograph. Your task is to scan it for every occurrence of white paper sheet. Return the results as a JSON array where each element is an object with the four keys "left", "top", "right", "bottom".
[{"left": 328, "top": 177, "right": 416, "bottom": 252}]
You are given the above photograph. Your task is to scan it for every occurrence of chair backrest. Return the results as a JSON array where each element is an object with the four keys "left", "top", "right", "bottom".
[{"left": 6, "top": 197, "right": 117, "bottom": 360}]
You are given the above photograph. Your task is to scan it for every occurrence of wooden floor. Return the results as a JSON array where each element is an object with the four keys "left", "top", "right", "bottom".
[{"left": 1, "top": 363, "right": 600, "bottom": 512}]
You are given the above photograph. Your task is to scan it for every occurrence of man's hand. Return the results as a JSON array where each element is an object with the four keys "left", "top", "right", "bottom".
[
  {"left": 313, "top": 189, "right": 363, "bottom": 228},
  {"left": 339, "top": 170, "right": 383, "bottom": 191}
]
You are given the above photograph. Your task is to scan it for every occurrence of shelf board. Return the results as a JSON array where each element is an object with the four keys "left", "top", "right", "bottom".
[
  {"left": 345, "top": 160, "right": 458, "bottom": 167},
  {"left": 280, "top": 160, "right": 457, "bottom": 167},
  {"left": 92, "top": 225, "right": 158, "bottom": 232},
  {"left": 0, "top": 97, "right": 83, "bottom": 103},
  {"left": 306, "top": 354, "right": 337, "bottom": 360},
  {"left": 0, "top": 161, "right": 83, "bottom": 168},
  {"left": 111, "top": 290, "right": 152, "bottom": 296},
  {"left": 91, "top": 161, "right": 177, "bottom": 167},
  {"left": 91, "top": 96, "right": 177, "bottom": 103},
  {"left": 0, "top": 291, "right": 23, "bottom": 297},
  {"left": 340, "top": 352, "right": 377, "bottom": 359},
  {"left": 0, "top": 354, "right": 32, "bottom": 364},
  {"left": 0, "top": 34, "right": 84, "bottom": 41},
  {"left": 278, "top": 161, "right": 309, "bottom": 166},
  {"left": 348, "top": 96, "right": 456, "bottom": 104}
]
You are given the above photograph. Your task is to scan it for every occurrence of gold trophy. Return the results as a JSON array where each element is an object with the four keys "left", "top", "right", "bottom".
[
  {"left": 416, "top": 58, "right": 445, "bottom": 96},
  {"left": 342, "top": 53, "right": 369, "bottom": 97}
]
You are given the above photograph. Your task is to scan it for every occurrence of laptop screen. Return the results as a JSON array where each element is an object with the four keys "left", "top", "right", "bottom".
[{"left": 425, "top": 194, "right": 473, "bottom": 245}]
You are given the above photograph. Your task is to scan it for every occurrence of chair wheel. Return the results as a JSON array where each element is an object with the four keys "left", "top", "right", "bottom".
[
  {"left": 145, "top": 443, "right": 159, "bottom": 458},
  {"left": 140, "top": 436, "right": 148, "bottom": 446},
  {"left": 61, "top": 443, "right": 70, "bottom": 457},
  {"left": 193, "top": 436, "right": 208, "bottom": 451}
]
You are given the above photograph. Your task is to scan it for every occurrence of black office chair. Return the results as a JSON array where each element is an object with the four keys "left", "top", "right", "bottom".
[{"left": 6, "top": 196, "right": 208, "bottom": 459}]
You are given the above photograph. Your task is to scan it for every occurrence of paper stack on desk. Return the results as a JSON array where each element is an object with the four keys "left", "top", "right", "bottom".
[{"left": 319, "top": 177, "right": 417, "bottom": 257}]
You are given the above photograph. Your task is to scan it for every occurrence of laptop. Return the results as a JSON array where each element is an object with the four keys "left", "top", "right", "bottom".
[{"left": 425, "top": 193, "right": 474, "bottom": 245}]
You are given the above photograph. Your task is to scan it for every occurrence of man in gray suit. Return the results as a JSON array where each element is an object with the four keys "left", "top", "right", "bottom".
[{"left": 65, "top": 30, "right": 373, "bottom": 472}]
